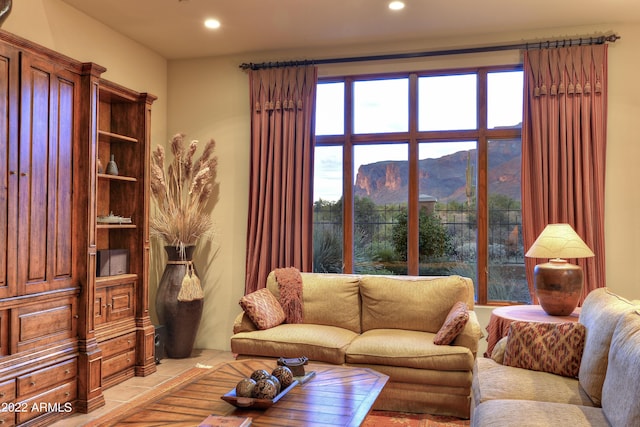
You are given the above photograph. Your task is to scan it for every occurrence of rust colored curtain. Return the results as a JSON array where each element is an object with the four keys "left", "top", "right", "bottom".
[
  {"left": 522, "top": 45, "right": 607, "bottom": 303},
  {"left": 244, "top": 66, "right": 317, "bottom": 294}
]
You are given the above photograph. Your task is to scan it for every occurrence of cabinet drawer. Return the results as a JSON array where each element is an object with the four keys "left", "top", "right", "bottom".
[
  {"left": 0, "top": 410, "right": 14, "bottom": 426},
  {"left": 16, "top": 380, "right": 76, "bottom": 425},
  {"left": 100, "top": 332, "right": 135, "bottom": 359},
  {"left": 102, "top": 349, "right": 135, "bottom": 379},
  {"left": 0, "top": 379, "right": 15, "bottom": 404},
  {"left": 17, "top": 358, "right": 77, "bottom": 398},
  {"left": 13, "top": 297, "right": 77, "bottom": 353}
]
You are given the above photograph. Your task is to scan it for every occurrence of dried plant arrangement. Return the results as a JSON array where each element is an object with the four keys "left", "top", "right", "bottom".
[{"left": 150, "top": 133, "right": 218, "bottom": 259}]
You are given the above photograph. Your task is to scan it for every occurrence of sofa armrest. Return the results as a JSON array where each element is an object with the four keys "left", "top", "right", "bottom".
[
  {"left": 232, "top": 311, "right": 258, "bottom": 334},
  {"left": 453, "top": 310, "right": 483, "bottom": 356}
]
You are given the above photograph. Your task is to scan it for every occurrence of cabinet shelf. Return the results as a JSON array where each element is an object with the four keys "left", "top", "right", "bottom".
[
  {"left": 97, "top": 173, "right": 137, "bottom": 182},
  {"left": 96, "top": 273, "right": 138, "bottom": 287},
  {"left": 97, "top": 223, "right": 136, "bottom": 230},
  {"left": 98, "top": 130, "right": 138, "bottom": 144}
]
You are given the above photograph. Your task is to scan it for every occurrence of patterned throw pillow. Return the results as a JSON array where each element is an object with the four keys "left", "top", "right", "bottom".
[
  {"left": 434, "top": 301, "right": 469, "bottom": 345},
  {"left": 503, "top": 321, "right": 586, "bottom": 378},
  {"left": 239, "top": 288, "right": 286, "bottom": 330}
]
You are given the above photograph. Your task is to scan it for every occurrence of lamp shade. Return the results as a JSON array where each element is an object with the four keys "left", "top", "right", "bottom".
[{"left": 525, "top": 223, "right": 594, "bottom": 260}]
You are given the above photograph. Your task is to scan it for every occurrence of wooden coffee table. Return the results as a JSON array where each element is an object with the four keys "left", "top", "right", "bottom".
[{"left": 104, "top": 359, "right": 389, "bottom": 427}]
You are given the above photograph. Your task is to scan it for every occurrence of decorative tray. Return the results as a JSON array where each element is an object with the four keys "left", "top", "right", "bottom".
[
  {"left": 97, "top": 212, "right": 132, "bottom": 224},
  {"left": 221, "top": 371, "right": 316, "bottom": 409},
  {"left": 221, "top": 380, "right": 299, "bottom": 409}
]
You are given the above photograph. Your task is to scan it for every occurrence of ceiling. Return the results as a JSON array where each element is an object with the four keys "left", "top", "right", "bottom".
[{"left": 60, "top": 0, "right": 640, "bottom": 60}]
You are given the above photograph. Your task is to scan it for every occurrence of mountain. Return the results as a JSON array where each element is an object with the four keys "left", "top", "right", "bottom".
[{"left": 354, "top": 140, "right": 521, "bottom": 204}]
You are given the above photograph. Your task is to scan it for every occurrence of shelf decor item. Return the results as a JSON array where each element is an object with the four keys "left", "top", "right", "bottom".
[
  {"left": 525, "top": 223, "right": 594, "bottom": 316},
  {"left": 150, "top": 133, "right": 218, "bottom": 358},
  {"left": 106, "top": 154, "right": 119, "bottom": 175}
]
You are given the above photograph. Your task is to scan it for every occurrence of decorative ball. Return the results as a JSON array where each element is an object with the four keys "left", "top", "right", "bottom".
[
  {"left": 252, "top": 378, "right": 278, "bottom": 399},
  {"left": 235, "top": 378, "right": 256, "bottom": 397},
  {"left": 272, "top": 366, "right": 294, "bottom": 388},
  {"left": 250, "top": 369, "right": 271, "bottom": 383},
  {"left": 268, "top": 374, "right": 281, "bottom": 393}
]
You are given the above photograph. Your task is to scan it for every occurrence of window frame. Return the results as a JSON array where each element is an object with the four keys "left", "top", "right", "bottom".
[{"left": 314, "top": 65, "right": 523, "bottom": 305}]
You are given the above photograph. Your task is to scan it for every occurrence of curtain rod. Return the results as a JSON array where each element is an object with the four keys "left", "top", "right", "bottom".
[{"left": 239, "top": 33, "right": 620, "bottom": 71}]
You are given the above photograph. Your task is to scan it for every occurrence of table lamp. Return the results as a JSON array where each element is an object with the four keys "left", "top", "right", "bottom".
[{"left": 525, "top": 223, "right": 594, "bottom": 316}]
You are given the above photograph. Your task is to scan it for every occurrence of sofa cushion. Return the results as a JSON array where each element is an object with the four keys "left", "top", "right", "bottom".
[
  {"left": 230, "top": 323, "right": 358, "bottom": 365},
  {"left": 601, "top": 309, "right": 640, "bottom": 427},
  {"left": 360, "top": 275, "right": 470, "bottom": 333},
  {"left": 346, "top": 329, "right": 473, "bottom": 371},
  {"left": 503, "top": 321, "right": 586, "bottom": 378},
  {"left": 267, "top": 272, "right": 362, "bottom": 333},
  {"left": 472, "top": 357, "right": 595, "bottom": 408},
  {"left": 434, "top": 301, "right": 469, "bottom": 345},
  {"left": 578, "top": 288, "right": 637, "bottom": 405},
  {"left": 238, "top": 288, "right": 285, "bottom": 330},
  {"left": 472, "top": 400, "right": 609, "bottom": 427}
]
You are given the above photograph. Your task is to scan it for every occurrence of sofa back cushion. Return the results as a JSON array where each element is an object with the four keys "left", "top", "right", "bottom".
[
  {"left": 267, "top": 272, "right": 362, "bottom": 333},
  {"left": 578, "top": 288, "right": 637, "bottom": 405},
  {"left": 601, "top": 310, "right": 640, "bottom": 427},
  {"left": 359, "top": 275, "right": 471, "bottom": 333}
]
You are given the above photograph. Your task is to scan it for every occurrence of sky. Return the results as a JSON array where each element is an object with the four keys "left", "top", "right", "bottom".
[{"left": 313, "top": 71, "right": 523, "bottom": 203}]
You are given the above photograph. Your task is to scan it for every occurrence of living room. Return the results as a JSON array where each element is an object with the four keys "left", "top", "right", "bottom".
[{"left": 2, "top": 0, "right": 640, "bottom": 425}]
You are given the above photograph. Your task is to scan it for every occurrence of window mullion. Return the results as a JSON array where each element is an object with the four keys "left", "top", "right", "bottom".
[
  {"left": 477, "top": 70, "right": 489, "bottom": 304},
  {"left": 407, "top": 74, "right": 419, "bottom": 275},
  {"left": 343, "top": 77, "right": 354, "bottom": 273}
]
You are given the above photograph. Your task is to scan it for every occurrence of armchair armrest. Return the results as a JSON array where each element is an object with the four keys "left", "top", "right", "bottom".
[
  {"left": 232, "top": 311, "right": 258, "bottom": 334},
  {"left": 453, "top": 310, "right": 484, "bottom": 356}
]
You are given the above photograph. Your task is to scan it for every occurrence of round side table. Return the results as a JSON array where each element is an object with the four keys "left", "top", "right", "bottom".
[{"left": 484, "top": 305, "right": 580, "bottom": 357}]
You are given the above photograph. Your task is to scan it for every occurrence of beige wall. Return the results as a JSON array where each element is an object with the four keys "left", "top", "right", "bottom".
[
  {"left": 4, "top": 1, "right": 639, "bottom": 353},
  {"left": 170, "top": 23, "right": 640, "bottom": 352},
  {"left": 3, "top": 0, "right": 168, "bottom": 157}
]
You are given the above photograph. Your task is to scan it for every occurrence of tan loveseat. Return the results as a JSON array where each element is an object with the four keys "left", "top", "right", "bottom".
[
  {"left": 231, "top": 272, "right": 483, "bottom": 418},
  {"left": 471, "top": 288, "right": 640, "bottom": 427}
]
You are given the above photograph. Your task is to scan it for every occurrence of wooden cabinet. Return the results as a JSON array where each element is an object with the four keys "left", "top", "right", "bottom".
[
  {"left": 93, "top": 79, "right": 157, "bottom": 387},
  {"left": 0, "top": 30, "right": 82, "bottom": 426},
  {"left": 0, "top": 29, "right": 157, "bottom": 424},
  {"left": 0, "top": 41, "right": 75, "bottom": 299}
]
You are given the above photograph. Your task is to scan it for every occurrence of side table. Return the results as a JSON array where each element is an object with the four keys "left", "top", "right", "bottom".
[{"left": 484, "top": 304, "right": 580, "bottom": 357}]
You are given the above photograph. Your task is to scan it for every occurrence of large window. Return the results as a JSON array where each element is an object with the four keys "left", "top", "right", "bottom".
[{"left": 313, "top": 67, "right": 525, "bottom": 305}]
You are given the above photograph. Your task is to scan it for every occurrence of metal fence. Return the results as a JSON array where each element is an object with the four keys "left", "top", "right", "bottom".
[{"left": 313, "top": 203, "right": 523, "bottom": 263}]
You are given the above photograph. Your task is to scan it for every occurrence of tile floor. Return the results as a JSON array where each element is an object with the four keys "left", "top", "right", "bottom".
[{"left": 50, "top": 349, "right": 236, "bottom": 427}]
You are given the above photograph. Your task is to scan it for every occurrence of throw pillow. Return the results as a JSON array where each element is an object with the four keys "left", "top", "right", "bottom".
[
  {"left": 503, "top": 321, "right": 586, "bottom": 378},
  {"left": 434, "top": 301, "right": 469, "bottom": 345},
  {"left": 491, "top": 336, "right": 509, "bottom": 364},
  {"left": 239, "top": 288, "right": 286, "bottom": 330}
]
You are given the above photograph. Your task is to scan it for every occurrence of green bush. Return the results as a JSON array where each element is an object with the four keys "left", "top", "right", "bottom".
[{"left": 392, "top": 207, "right": 453, "bottom": 261}]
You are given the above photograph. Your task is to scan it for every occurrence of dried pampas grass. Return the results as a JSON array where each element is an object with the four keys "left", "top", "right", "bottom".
[{"left": 150, "top": 133, "right": 218, "bottom": 257}]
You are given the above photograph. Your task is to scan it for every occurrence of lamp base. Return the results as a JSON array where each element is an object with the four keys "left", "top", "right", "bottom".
[{"left": 533, "top": 259, "right": 583, "bottom": 316}]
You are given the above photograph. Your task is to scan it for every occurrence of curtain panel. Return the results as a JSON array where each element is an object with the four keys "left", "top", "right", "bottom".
[
  {"left": 522, "top": 45, "right": 607, "bottom": 303},
  {"left": 244, "top": 66, "right": 318, "bottom": 294}
]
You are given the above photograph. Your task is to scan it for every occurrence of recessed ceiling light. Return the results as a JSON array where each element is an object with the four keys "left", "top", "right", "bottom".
[
  {"left": 204, "top": 18, "right": 221, "bottom": 29},
  {"left": 389, "top": 1, "right": 405, "bottom": 11}
]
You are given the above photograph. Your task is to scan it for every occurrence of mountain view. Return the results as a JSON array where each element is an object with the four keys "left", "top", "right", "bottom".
[{"left": 354, "top": 140, "right": 521, "bottom": 205}]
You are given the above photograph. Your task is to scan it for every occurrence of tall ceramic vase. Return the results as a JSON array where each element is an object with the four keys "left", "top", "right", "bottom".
[{"left": 156, "top": 245, "right": 204, "bottom": 358}]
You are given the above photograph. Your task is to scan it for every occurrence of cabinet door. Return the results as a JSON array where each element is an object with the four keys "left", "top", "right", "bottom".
[
  {"left": 0, "top": 43, "right": 18, "bottom": 300},
  {"left": 17, "top": 52, "right": 76, "bottom": 295}
]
